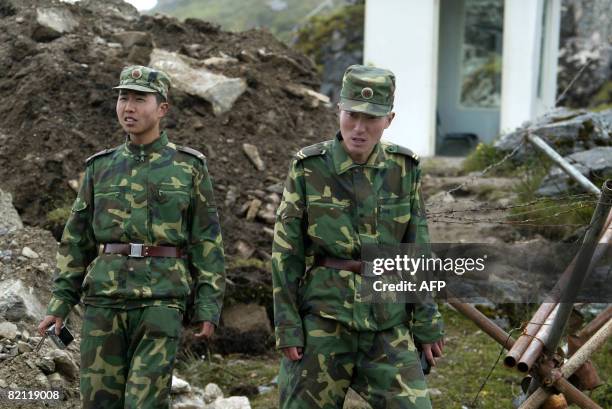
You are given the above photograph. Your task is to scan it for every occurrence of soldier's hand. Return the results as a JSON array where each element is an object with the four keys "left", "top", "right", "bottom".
[
  {"left": 37, "top": 315, "right": 63, "bottom": 337},
  {"left": 194, "top": 321, "right": 215, "bottom": 339},
  {"left": 282, "top": 347, "right": 303, "bottom": 361},
  {"left": 422, "top": 338, "right": 444, "bottom": 367}
]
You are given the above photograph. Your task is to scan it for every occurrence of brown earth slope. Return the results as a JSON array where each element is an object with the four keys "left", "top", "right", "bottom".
[{"left": 0, "top": 0, "right": 337, "bottom": 259}]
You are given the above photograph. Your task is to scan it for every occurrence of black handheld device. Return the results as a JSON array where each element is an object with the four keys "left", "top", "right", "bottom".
[{"left": 45, "top": 324, "right": 74, "bottom": 349}]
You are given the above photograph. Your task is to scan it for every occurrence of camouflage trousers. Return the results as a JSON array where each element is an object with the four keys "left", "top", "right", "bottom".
[
  {"left": 80, "top": 305, "right": 183, "bottom": 409},
  {"left": 279, "top": 314, "right": 431, "bottom": 409}
]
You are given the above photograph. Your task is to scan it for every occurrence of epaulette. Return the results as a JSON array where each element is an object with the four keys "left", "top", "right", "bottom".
[
  {"left": 294, "top": 141, "right": 327, "bottom": 160},
  {"left": 177, "top": 146, "right": 206, "bottom": 162},
  {"left": 85, "top": 147, "right": 118, "bottom": 165},
  {"left": 385, "top": 144, "right": 419, "bottom": 164}
]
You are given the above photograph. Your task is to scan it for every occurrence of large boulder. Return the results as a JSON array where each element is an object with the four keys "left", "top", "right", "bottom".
[
  {"left": 0, "top": 279, "right": 45, "bottom": 322},
  {"left": 221, "top": 303, "right": 272, "bottom": 335},
  {"left": 150, "top": 48, "right": 247, "bottom": 116},
  {"left": 494, "top": 108, "right": 611, "bottom": 156},
  {"left": 32, "top": 7, "right": 79, "bottom": 42},
  {"left": 537, "top": 146, "right": 612, "bottom": 196},
  {"left": 0, "top": 188, "right": 23, "bottom": 233}
]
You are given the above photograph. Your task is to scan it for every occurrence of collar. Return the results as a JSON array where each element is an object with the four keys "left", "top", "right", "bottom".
[
  {"left": 332, "top": 131, "right": 385, "bottom": 175},
  {"left": 124, "top": 130, "right": 169, "bottom": 156}
]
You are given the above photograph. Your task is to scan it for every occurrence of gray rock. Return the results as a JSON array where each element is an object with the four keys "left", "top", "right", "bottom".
[
  {"left": 242, "top": 144, "right": 265, "bottom": 171},
  {"left": 150, "top": 49, "right": 247, "bottom": 116},
  {"left": 235, "top": 241, "right": 255, "bottom": 259},
  {"left": 171, "top": 375, "right": 192, "bottom": 395},
  {"left": 47, "top": 349, "right": 79, "bottom": 380},
  {"left": 205, "top": 396, "right": 251, "bottom": 409},
  {"left": 537, "top": 146, "right": 612, "bottom": 196},
  {"left": 17, "top": 341, "right": 32, "bottom": 353},
  {"left": 0, "top": 321, "right": 17, "bottom": 340},
  {"left": 32, "top": 7, "right": 79, "bottom": 42},
  {"left": 203, "top": 55, "right": 240, "bottom": 68},
  {"left": 46, "top": 372, "right": 64, "bottom": 388},
  {"left": 0, "top": 279, "right": 45, "bottom": 322},
  {"left": 173, "top": 395, "right": 206, "bottom": 409},
  {"left": 79, "top": 0, "right": 139, "bottom": 21},
  {"left": 203, "top": 383, "right": 224, "bottom": 403},
  {"left": 257, "top": 203, "right": 277, "bottom": 225},
  {"left": 36, "top": 357, "right": 56, "bottom": 375},
  {"left": 0, "top": 378, "right": 6, "bottom": 388},
  {"left": 35, "top": 373, "right": 50, "bottom": 388},
  {"left": 494, "top": 109, "right": 611, "bottom": 157},
  {"left": 257, "top": 385, "right": 273, "bottom": 395},
  {"left": 221, "top": 303, "right": 272, "bottom": 336},
  {"left": 245, "top": 199, "right": 262, "bottom": 222},
  {"left": 224, "top": 186, "right": 239, "bottom": 208},
  {"left": 0, "top": 189, "right": 23, "bottom": 232},
  {"left": 266, "top": 183, "right": 284, "bottom": 194},
  {"left": 21, "top": 246, "right": 39, "bottom": 259},
  {"left": 112, "top": 31, "right": 152, "bottom": 49}
]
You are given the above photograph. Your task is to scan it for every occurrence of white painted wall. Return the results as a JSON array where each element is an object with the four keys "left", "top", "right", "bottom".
[
  {"left": 535, "top": 0, "right": 561, "bottom": 116},
  {"left": 500, "top": 0, "right": 542, "bottom": 133},
  {"left": 364, "top": 0, "right": 440, "bottom": 157}
]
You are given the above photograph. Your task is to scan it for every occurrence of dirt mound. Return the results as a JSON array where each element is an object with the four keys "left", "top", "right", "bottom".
[{"left": 0, "top": 0, "right": 337, "bottom": 262}]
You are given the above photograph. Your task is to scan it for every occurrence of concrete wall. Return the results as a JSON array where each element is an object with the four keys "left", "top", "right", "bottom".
[
  {"left": 364, "top": 0, "right": 440, "bottom": 157},
  {"left": 500, "top": 0, "right": 561, "bottom": 133}
]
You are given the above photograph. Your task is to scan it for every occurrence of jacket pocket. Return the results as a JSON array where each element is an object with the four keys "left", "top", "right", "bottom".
[
  {"left": 93, "top": 187, "right": 130, "bottom": 238},
  {"left": 377, "top": 197, "right": 411, "bottom": 243},
  {"left": 306, "top": 200, "right": 354, "bottom": 255},
  {"left": 151, "top": 188, "right": 191, "bottom": 243}
]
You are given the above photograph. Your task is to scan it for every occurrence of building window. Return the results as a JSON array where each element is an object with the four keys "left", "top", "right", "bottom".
[{"left": 459, "top": 0, "right": 504, "bottom": 108}]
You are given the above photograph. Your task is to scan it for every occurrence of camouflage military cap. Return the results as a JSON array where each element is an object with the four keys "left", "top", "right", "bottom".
[
  {"left": 339, "top": 64, "right": 395, "bottom": 117},
  {"left": 113, "top": 65, "right": 171, "bottom": 100}
]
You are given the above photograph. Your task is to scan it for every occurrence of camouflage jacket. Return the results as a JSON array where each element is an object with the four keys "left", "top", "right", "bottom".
[
  {"left": 272, "top": 133, "right": 443, "bottom": 348},
  {"left": 46, "top": 131, "right": 225, "bottom": 325}
]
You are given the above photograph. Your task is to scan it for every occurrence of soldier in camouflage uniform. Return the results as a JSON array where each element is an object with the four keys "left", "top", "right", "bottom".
[
  {"left": 272, "top": 65, "right": 444, "bottom": 409},
  {"left": 37, "top": 65, "right": 225, "bottom": 409}
]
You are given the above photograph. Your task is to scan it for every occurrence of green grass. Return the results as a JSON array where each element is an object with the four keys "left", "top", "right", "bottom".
[
  {"left": 462, "top": 143, "right": 516, "bottom": 176},
  {"left": 175, "top": 352, "right": 280, "bottom": 409}
]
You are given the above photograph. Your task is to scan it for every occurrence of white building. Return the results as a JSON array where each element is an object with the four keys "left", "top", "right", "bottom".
[{"left": 364, "top": 0, "right": 561, "bottom": 156}]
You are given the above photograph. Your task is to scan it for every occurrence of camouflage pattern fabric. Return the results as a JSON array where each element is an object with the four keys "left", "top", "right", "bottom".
[
  {"left": 113, "top": 65, "right": 171, "bottom": 100},
  {"left": 338, "top": 65, "right": 395, "bottom": 117},
  {"left": 80, "top": 305, "right": 182, "bottom": 409},
  {"left": 46, "top": 130, "right": 225, "bottom": 325},
  {"left": 272, "top": 132, "right": 443, "bottom": 350},
  {"left": 278, "top": 314, "right": 431, "bottom": 409}
]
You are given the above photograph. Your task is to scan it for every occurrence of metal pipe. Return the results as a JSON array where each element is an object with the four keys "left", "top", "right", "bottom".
[
  {"left": 554, "top": 380, "right": 602, "bottom": 409},
  {"left": 561, "top": 318, "right": 612, "bottom": 378},
  {"left": 508, "top": 209, "right": 612, "bottom": 368},
  {"left": 544, "top": 180, "right": 612, "bottom": 354},
  {"left": 577, "top": 305, "right": 612, "bottom": 340},
  {"left": 447, "top": 299, "right": 514, "bottom": 349},
  {"left": 517, "top": 305, "right": 560, "bottom": 372},
  {"left": 518, "top": 318, "right": 611, "bottom": 409},
  {"left": 526, "top": 133, "right": 600, "bottom": 196},
  {"left": 505, "top": 303, "right": 557, "bottom": 367},
  {"left": 451, "top": 300, "right": 603, "bottom": 408}
]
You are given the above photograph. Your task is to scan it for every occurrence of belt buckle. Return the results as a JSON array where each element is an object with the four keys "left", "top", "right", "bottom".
[
  {"left": 129, "top": 243, "right": 144, "bottom": 258},
  {"left": 360, "top": 261, "right": 374, "bottom": 276}
]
